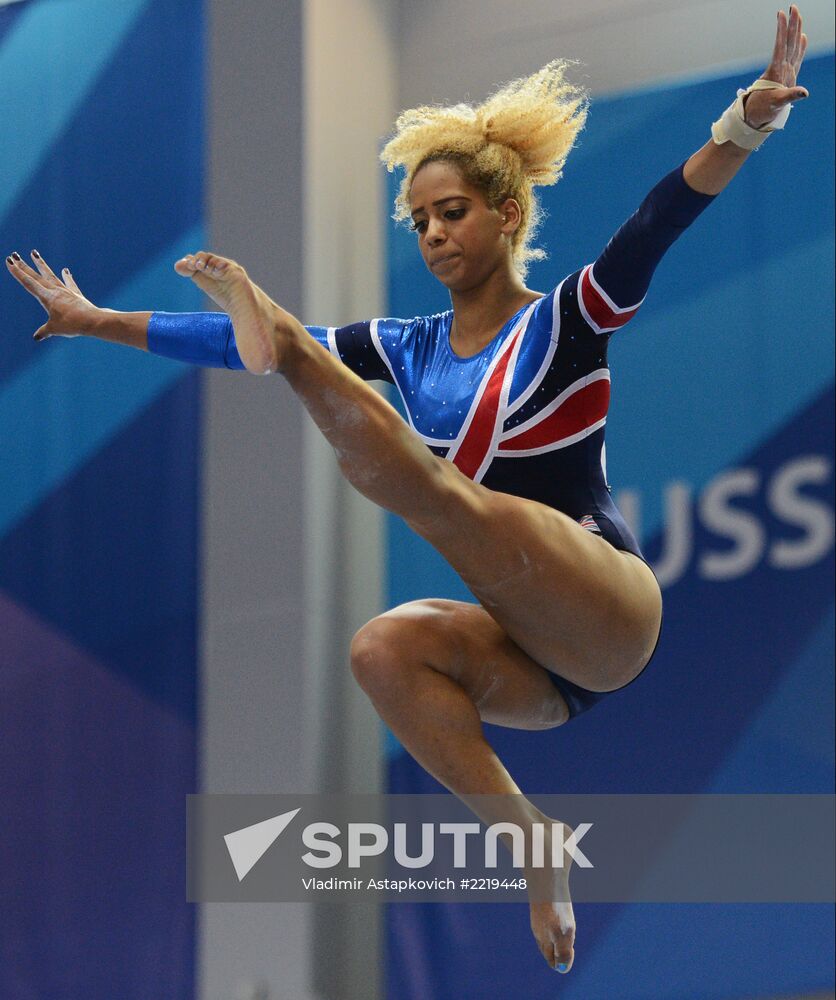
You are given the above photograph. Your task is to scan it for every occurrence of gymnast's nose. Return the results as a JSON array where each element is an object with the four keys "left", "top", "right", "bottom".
[{"left": 425, "top": 217, "right": 447, "bottom": 246}]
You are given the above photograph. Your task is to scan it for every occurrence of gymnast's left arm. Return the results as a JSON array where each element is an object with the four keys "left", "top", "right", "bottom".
[
  {"left": 683, "top": 4, "right": 808, "bottom": 195},
  {"left": 573, "top": 5, "right": 809, "bottom": 334}
]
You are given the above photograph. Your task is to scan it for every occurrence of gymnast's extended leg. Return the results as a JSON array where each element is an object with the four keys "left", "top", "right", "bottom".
[{"left": 175, "top": 252, "right": 662, "bottom": 696}]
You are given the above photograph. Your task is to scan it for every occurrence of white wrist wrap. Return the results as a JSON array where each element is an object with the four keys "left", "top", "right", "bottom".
[{"left": 711, "top": 79, "right": 791, "bottom": 150}]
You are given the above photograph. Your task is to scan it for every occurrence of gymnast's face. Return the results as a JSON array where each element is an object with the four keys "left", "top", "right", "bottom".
[{"left": 408, "top": 160, "right": 519, "bottom": 292}]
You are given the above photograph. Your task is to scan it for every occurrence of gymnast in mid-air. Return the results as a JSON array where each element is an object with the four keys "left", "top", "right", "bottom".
[{"left": 7, "top": 5, "right": 808, "bottom": 974}]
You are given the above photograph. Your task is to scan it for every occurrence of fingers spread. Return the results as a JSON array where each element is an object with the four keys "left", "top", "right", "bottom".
[
  {"left": 30, "top": 250, "right": 61, "bottom": 284},
  {"left": 771, "top": 9, "right": 788, "bottom": 67},
  {"left": 773, "top": 82, "right": 808, "bottom": 105},
  {"left": 795, "top": 32, "right": 808, "bottom": 73},
  {"left": 788, "top": 6, "right": 804, "bottom": 64},
  {"left": 62, "top": 268, "right": 82, "bottom": 293},
  {"left": 6, "top": 255, "right": 48, "bottom": 298},
  {"left": 789, "top": 7, "right": 807, "bottom": 70},
  {"left": 770, "top": 86, "right": 804, "bottom": 109},
  {"left": 9, "top": 253, "right": 44, "bottom": 282}
]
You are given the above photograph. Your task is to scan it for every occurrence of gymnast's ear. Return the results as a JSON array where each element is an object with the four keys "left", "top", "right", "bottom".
[{"left": 498, "top": 197, "right": 522, "bottom": 235}]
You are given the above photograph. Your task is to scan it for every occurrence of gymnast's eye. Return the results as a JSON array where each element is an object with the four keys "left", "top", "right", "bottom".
[
  {"left": 411, "top": 219, "right": 427, "bottom": 233},
  {"left": 445, "top": 208, "right": 465, "bottom": 220}
]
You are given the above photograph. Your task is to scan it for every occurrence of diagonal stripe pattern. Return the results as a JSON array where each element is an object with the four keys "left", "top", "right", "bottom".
[{"left": 0, "top": 0, "right": 150, "bottom": 228}]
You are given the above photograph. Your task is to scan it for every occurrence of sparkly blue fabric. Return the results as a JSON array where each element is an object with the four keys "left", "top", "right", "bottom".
[{"left": 147, "top": 309, "right": 244, "bottom": 369}]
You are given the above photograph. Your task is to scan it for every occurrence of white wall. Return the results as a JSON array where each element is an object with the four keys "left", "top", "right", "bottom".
[{"left": 397, "top": 0, "right": 835, "bottom": 106}]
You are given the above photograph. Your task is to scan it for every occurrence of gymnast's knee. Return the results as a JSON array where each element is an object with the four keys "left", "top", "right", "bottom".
[
  {"left": 349, "top": 616, "right": 415, "bottom": 691},
  {"left": 350, "top": 604, "right": 454, "bottom": 692}
]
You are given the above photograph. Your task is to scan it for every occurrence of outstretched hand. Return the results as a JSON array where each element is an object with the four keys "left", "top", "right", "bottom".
[
  {"left": 744, "top": 5, "right": 809, "bottom": 129},
  {"left": 5, "top": 250, "right": 98, "bottom": 341}
]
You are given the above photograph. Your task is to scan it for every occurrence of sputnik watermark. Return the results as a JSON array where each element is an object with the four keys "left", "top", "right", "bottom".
[
  {"left": 187, "top": 793, "right": 836, "bottom": 903},
  {"left": 223, "top": 810, "right": 594, "bottom": 882}
]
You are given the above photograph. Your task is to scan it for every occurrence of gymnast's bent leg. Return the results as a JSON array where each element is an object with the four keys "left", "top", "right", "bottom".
[{"left": 350, "top": 597, "right": 577, "bottom": 972}]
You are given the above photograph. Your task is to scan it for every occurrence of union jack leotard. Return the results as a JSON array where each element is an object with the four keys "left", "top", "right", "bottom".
[{"left": 148, "top": 163, "right": 714, "bottom": 563}]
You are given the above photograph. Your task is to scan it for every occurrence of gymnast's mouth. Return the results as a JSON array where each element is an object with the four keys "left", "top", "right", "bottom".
[{"left": 430, "top": 253, "right": 461, "bottom": 269}]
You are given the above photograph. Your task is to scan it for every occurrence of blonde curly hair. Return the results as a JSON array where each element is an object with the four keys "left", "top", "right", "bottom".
[{"left": 380, "top": 61, "right": 588, "bottom": 277}]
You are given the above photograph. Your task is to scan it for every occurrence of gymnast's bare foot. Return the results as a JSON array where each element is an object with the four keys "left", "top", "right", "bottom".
[
  {"left": 174, "top": 251, "right": 287, "bottom": 374},
  {"left": 525, "top": 812, "right": 577, "bottom": 973}
]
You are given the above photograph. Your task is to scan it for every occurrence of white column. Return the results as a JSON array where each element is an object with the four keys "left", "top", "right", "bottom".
[
  {"left": 303, "top": 1, "right": 397, "bottom": 997},
  {"left": 200, "top": 0, "right": 397, "bottom": 997},
  {"left": 201, "top": 2, "right": 321, "bottom": 999}
]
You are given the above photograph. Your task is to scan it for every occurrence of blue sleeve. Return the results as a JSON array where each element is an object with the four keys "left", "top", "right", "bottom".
[
  {"left": 147, "top": 312, "right": 404, "bottom": 383},
  {"left": 147, "top": 311, "right": 245, "bottom": 368},
  {"left": 575, "top": 162, "right": 716, "bottom": 334}
]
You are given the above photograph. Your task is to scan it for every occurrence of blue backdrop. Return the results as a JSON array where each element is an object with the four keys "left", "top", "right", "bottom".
[
  {"left": 1, "top": 1, "right": 204, "bottom": 997},
  {"left": 385, "top": 54, "right": 835, "bottom": 999}
]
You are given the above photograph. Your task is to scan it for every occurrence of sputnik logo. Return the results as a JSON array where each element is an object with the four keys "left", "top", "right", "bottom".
[
  {"left": 223, "top": 809, "right": 594, "bottom": 879},
  {"left": 224, "top": 808, "right": 301, "bottom": 881}
]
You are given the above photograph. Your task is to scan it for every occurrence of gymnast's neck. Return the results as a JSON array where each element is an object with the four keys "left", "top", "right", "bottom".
[{"left": 447, "top": 260, "right": 543, "bottom": 357}]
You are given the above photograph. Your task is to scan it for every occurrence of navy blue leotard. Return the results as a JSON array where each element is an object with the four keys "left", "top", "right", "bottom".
[{"left": 147, "top": 162, "right": 714, "bottom": 716}]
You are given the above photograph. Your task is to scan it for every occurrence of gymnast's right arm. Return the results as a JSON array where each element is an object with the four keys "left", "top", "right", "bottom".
[
  {"left": 147, "top": 311, "right": 399, "bottom": 385},
  {"left": 5, "top": 251, "right": 397, "bottom": 383},
  {"left": 5, "top": 250, "right": 153, "bottom": 349}
]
